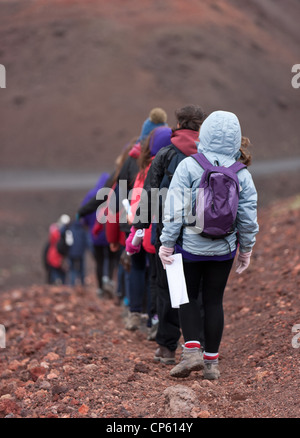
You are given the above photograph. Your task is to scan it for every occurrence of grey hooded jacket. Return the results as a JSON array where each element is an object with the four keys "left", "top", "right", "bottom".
[{"left": 159, "top": 111, "right": 259, "bottom": 256}]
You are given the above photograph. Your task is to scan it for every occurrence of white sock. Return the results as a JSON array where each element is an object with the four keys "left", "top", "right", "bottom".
[{"left": 203, "top": 352, "right": 219, "bottom": 364}]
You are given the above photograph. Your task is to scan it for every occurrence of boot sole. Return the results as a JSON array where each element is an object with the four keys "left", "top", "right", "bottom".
[
  {"left": 153, "top": 356, "right": 176, "bottom": 365},
  {"left": 170, "top": 362, "right": 204, "bottom": 378},
  {"left": 125, "top": 325, "right": 140, "bottom": 331},
  {"left": 203, "top": 371, "right": 220, "bottom": 380}
]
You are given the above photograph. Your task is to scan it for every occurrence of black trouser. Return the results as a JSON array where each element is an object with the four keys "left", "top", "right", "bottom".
[
  {"left": 154, "top": 240, "right": 205, "bottom": 352},
  {"left": 93, "top": 245, "right": 118, "bottom": 289},
  {"left": 180, "top": 258, "right": 234, "bottom": 353},
  {"left": 148, "top": 252, "right": 158, "bottom": 320},
  {"left": 154, "top": 249, "right": 181, "bottom": 351}
]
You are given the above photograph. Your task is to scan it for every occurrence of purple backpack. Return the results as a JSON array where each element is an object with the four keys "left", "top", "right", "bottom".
[{"left": 192, "top": 153, "right": 246, "bottom": 239}]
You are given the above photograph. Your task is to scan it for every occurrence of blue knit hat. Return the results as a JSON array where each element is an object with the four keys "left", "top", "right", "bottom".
[{"left": 138, "top": 107, "right": 167, "bottom": 141}]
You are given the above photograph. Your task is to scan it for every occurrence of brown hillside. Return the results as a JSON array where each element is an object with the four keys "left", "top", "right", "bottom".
[
  {"left": 0, "top": 1, "right": 299, "bottom": 420},
  {"left": 0, "top": 0, "right": 299, "bottom": 171}
]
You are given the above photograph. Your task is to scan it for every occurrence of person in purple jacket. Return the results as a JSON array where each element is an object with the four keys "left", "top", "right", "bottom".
[{"left": 81, "top": 173, "right": 118, "bottom": 297}]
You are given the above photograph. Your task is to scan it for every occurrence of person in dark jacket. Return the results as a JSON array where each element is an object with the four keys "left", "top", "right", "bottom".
[
  {"left": 66, "top": 219, "right": 89, "bottom": 287},
  {"left": 132, "top": 104, "right": 207, "bottom": 365}
]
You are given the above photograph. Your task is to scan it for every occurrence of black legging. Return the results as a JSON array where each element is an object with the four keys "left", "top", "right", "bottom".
[
  {"left": 180, "top": 258, "right": 234, "bottom": 353},
  {"left": 154, "top": 247, "right": 205, "bottom": 352}
]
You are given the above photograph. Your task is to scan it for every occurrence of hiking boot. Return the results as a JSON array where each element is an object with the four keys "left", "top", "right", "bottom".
[
  {"left": 203, "top": 362, "right": 220, "bottom": 380},
  {"left": 96, "top": 288, "right": 104, "bottom": 298},
  {"left": 147, "top": 322, "right": 158, "bottom": 341},
  {"left": 102, "top": 277, "right": 115, "bottom": 298},
  {"left": 154, "top": 346, "right": 176, "bottom": 365},
  {"left": 170, "top": 347, "right": 204, "bottom": 378},
  {"left": 125, "top": 312, "right": 141, "bottom": 331},
  {"left": 97, "top": 287, "right": 113, "bottom": 300}
]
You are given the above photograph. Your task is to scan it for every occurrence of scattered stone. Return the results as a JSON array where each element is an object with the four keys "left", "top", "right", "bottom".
[
  {"left": 133, "top": 362, "right": 149, "bottom": 373},
  {"left": 78, "top": 404, "right": 89, "bottom": 415},
  {"left": 29, "top": 366, "right": 47, "bottom": 381},
  {"left": 43, "top": 352, "right": 60, "bottom": 362},
  {"left": 47, "top": 373, "right": 59, "bottom": 380},
  {"left": 163, "top": 385, "right": 198, "bottom": 417}
]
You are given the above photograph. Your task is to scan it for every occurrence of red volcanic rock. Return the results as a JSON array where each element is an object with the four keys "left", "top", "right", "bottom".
[{"left": 0, "top": 197, "right": 299, "bottom": 418}]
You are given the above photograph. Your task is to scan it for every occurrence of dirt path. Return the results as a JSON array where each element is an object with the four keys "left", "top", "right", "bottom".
[{"left": 0, "top": 195, "right": 299, "bottom": 419}]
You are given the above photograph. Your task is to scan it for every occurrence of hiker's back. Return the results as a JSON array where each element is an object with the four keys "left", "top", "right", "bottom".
[
  {"left": 159, "top": 145, "right": 187, "bottom": 191},
  {"left": 68, "top": 222, "right": 88, "bottom": 258},
  {"left": 160, "top": 154, "right": 247, "bottom": 257},
  {"left": 152, "top": 145, "right": 188, "bottom": 239}
]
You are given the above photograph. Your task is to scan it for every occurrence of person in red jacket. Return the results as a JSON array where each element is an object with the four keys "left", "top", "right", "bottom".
[
  {"left": 46, "top": 214, "right": 70, "bottom": 284},
  {"left": 125, "top": 126, "right": 172, "bottom": 334}
]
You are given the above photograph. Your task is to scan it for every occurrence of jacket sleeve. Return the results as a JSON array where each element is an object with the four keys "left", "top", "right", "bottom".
[
  {"left": 118, "top": 156, "right": 139, "bottom": 192},
  {"left": 105, "top": 212, "right": 121, "bottom": 244},
  {"left": 236, "top": 170, "right": 259, "bottom": 253},
  {"left": 78, "top": 196, "right": 105, "bottom": 218},
  {"left": 133, "top": 147, "right": 173, "bottom": 229},
  {"left": 132, "top": 165, "right": 153, "bottom": 229},
  {"left": 159, "top": 159, "right": 192, "bottom": 248},
  {"left": 77, "top": 173, "right": 115, "bottom": 218}
]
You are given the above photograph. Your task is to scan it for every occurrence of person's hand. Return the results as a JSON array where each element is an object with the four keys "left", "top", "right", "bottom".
[
  {"left": 120, "top": 249, "right": 131, "bottom": 272},
  {"left": 125, "top": 228, "right": 141, "bottom": 255},
  {"left": 235, "top": 250, "right": 252, "bottom": 274},
  {"left": 92, "top": 221, "right": 103, "bottom": 237},
  {"left": 159, "top": 246, "right": 174, "bottom": 269},
  {"left": 110, "top": 242, "right": 120, "bottom": 253}
]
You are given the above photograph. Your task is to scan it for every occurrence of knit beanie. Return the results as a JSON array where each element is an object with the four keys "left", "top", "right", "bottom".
[
  {"left": 149, "top": 126, "right": 172, "bottom": 156},
  {"left": 138, "top": 107, "right": 168, "bottom": 141}
]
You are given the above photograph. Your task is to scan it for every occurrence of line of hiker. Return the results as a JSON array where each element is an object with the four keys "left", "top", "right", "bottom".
[{"left": 43, "top": 105, "right": 258, "bottom": 381}]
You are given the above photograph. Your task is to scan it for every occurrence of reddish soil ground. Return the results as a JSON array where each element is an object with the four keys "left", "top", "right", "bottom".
[
  {"left": 0, "top": 195, "right": 300, "bottom": 419},
  {"left": 0, "top": 0, "right": 299, "bottom": 423}
]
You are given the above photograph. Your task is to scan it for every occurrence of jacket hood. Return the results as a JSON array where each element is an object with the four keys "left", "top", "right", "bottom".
[
  {"left": 129, "top": 142, "right": 142, "bottom": 158},
  {"left": 198, "top": 111, "right": 241, "bottom": 160},
  {"left": 171, "top": 129, "right": 199, "bottom": 155}
]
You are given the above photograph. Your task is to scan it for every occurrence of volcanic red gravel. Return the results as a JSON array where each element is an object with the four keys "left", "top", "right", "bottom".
[
  {"left": 0, "top": 196, "right": 300, "bottom": 419},
  {"left": 0, "top": 1, "right": 300, "bottom": 421}
]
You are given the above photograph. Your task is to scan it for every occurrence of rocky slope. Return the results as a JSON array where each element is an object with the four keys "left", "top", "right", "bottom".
[{"left": 0, "top": 195, "right": 299, "bottom": 419}]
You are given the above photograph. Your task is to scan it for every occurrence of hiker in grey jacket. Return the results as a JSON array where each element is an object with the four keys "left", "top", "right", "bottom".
[{"left": 159, "top": 110, "right": 259, "bottom": 380}]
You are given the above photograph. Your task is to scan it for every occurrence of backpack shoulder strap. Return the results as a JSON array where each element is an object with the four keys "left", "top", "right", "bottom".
[
  {"left": 165, "top": 146, "right": 177, "bottom": 166},
  {"left": 191, "top": 153, "right": 213, "bottom": 170},
  {"left": 229, "top": 161, "right": 247, "bottom": 173},
  {"left": 165, "top": 146, "right": 186, "bottom": 179}
]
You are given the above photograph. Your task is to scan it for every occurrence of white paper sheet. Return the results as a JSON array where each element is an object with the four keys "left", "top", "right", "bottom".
[{"left": 165, "top": 253, "right": 189, "bottom": 308}]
